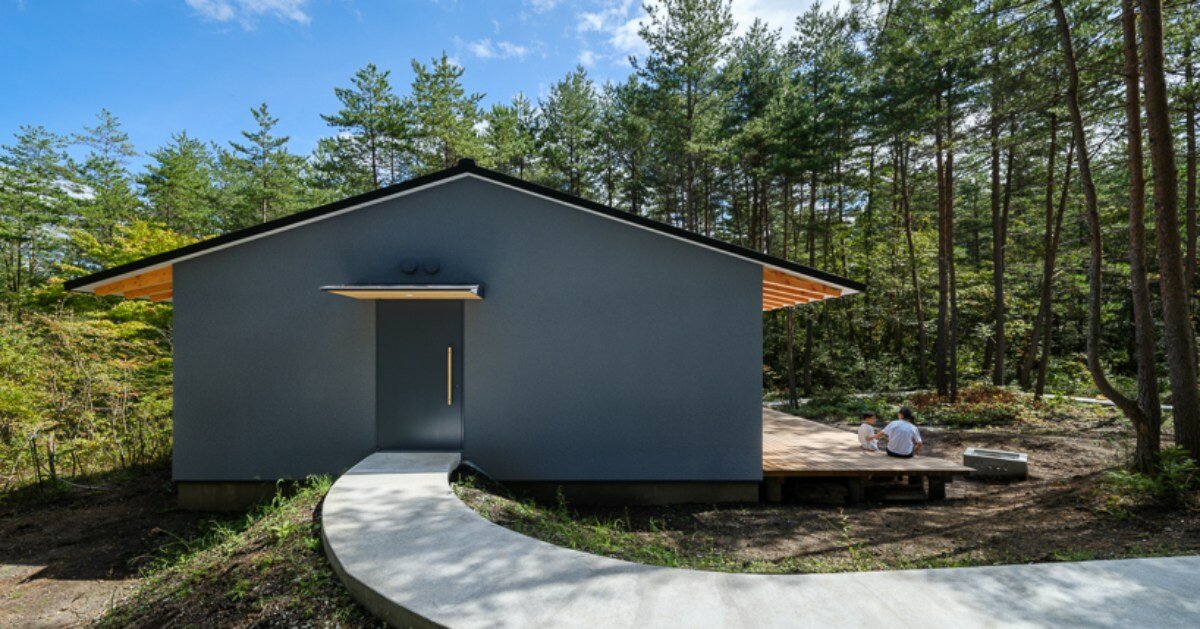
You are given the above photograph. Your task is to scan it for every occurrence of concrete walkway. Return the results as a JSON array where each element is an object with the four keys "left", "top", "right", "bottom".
[{"left": 321, "top": 452, "right": 1200, "bottom": 628}]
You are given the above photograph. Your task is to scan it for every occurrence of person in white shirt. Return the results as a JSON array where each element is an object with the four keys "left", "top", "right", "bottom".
[
  {"left": 857, "top": 412, "right": 879, "bottom": 452},
  {"left": 875, "top": 407, "right": 923, "bottom": 458}
]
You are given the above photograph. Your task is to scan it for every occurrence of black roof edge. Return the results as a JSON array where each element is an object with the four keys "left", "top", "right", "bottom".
[{"left": 64, "top": 159, "right": 866, "bottom": 293}]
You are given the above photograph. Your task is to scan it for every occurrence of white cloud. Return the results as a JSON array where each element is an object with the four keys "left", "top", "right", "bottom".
[
  {"left": 576, "top": 0, "right": 645, "bottom": 58},
  {"left": 574, "top": 0, "right": 844, "bottom": 62},
  {"left": 730, "top": 0, "right": 849, "bottom": 39},
  {"left": 609, "top": 14, "right": 647, "bottom": 56},
  {"left": 524, "top": 0, "right": 561, "bottom": 12},
  {"left": 578, "top": 49, "right": 597, "bottom": 67},
  {"left": 466, "top": 38, "right": 530, "bottom": 60},
  {"left": 184, "top": 0, "right": 310, "bottom": 28}
]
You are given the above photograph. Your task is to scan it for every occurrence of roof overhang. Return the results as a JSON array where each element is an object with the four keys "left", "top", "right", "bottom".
[
  {"left": 89, "top": 265, "right": 174, "bottom": 303},
  {"left": 760, "top": 268, "right": 843, "bottom": 311},
  {"left": 321, "top": 285, "right": 483, "bottom": 301}
]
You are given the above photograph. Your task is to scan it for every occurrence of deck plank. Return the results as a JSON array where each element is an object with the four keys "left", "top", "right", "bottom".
[{"left": 762, "top": 408, "right": 972, "bottom": 477}]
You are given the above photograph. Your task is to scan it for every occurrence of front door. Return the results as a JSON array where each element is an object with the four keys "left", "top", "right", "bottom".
[{"left": 377, "top": 301, "right": 463, "bottom": 450}]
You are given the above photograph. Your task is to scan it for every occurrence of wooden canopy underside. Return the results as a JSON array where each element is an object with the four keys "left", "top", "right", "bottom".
[
  {"left": 92, "top": 266, "right": 173, "bottom": 302},
  {"left": 89, "top": 264, "right": 844, "bottom": 310},
  {"left": 761, "top": 268, "right": 842, "bottom": 311}
]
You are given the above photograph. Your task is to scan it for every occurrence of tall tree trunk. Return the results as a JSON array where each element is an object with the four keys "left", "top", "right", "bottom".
[
  {"left": 1187, "top": 32, "right": 1197, "bottom": 292},
  {"left": 783, "top": 178, "right": 798, "bottom": 409},
  {"left": 1140, "top": 0, "right": 1200, "bottom": 457},
  {"left": 990, "top": 96, "right": 1004, "bottom": 386},
  {"left": 935, "top": 89, "right": 951, "bottom": 398},
  {"left": 1022, "top": 113, "right": 1060, "bottom": 389},
  {"left": 863, "top": 148, "right": 876, "bottom": 313},
  {"left": 1052, "top": 0, "right": 1147, "bottom": 429},
  {"left": 803, "top": 172, "right": 817, "bottom": 396},
  {"left": 1121, "top": 0, "right": 1163, "bottom": 472},
  {"left": 786, "top": 309, "right": 798, "bottom": 409},
  {"left": 900, "top": 144, "right": 929, "bottom": 388},
  {"left": 993, "top": 142, "right": 1013, "bottom": 387},
  {"left": 947, "top": 88, "right": 959, "bottom": 401},
  {"left": 1035, "top": 140, "right": 1074, "bottom": 400}
]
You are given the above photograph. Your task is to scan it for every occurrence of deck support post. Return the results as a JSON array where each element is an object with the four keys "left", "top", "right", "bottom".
[
  {"left": 845, "top": 478, "right": 865, "bottom": 505},
  {"left": 929, "top": 478, "right": 947, "bottom": 501},
  {"left": 766, "top": 477, "right": 784, "bottom": 503}
]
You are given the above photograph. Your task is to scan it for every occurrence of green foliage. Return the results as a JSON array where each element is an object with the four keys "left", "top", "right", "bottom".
[
  {"left": 0, "top": 125, "right": 74, "bottom": 296},
  {"left": 1101, "top": 447, "right": 1200, "bottom": 517},
  {"left": 786, "top": 386, "right": 1134, "bottom": 431},
  {"left": 137, "top": 131, "right": 221, "bottom": 237},
  {"left": 0, "top": 306, "right": 173, "bottom": 493},
  {"left": 73, "top": 109, "right": 140, "bottom": 236},
  {"left": 407, "top": 53, "right": 484, "bottom": 173},
  {"left": 320, "top": 63, "right": 408, "bottom": 189},
  {"left": 220, "top": 102, "right": 311, "bottom": 227},
  {"left": 481, "top": 94, "right": 537, "bottom": 177},
  {"left": 538, "top": 66, "right": 599, "bottom": 197},
  {"left": 69, "top": 219, "right": 195, "bottom": 269},
  {"left": 792, "top": 395, "right": 890, "bottom": 423}
]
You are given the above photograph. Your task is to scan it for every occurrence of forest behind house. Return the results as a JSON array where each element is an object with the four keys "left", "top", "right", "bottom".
[{"left": 3, "top": 0, "right": 1200, "bottom": 490}]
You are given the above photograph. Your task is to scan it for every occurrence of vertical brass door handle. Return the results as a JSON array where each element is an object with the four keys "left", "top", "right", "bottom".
[{"left": 447, "top": 346, "right": 453, "bottom": 406}]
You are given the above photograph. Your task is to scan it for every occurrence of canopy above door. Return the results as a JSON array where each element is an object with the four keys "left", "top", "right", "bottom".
[{"left": 320, "top": 284, "right": 483, "bottom": 301}]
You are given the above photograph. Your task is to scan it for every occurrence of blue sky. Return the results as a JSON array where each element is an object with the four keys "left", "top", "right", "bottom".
[{"left": 2, "top": 1, "right": 818, "bottom": 168}]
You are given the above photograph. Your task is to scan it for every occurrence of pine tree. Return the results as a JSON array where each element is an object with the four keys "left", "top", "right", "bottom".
[
  {"left": 598, "top": 76, "right": 654, "bottom": 215},
  {"left": 0, "top": 126, "right": 73, "bottom": 294},
  {"left": 321, "top": 64, "right": 404, "bottom": 189},
  {"left": 635, "top": 0, "right": 734, "bottom": 230},
  {"left": 408, "top": 53, "right": 483, "bottom": 173},
  {"left": 222, "top": 103, "right": 307, "bottom": 227},
  {"left": 481, "top": 94, "right": 536, "bottom": 177},
  {"left": 310, "top": 136, "right": 375, "bottom": 199},
  {"left": 539, "top": 66, "right": 599, "bottom": 198},
  {"left": 138, "top": 132, "right": 220, "bottom": 236},
  {"left": 73, "top": 109, "right": 139, "bottom": 239}
]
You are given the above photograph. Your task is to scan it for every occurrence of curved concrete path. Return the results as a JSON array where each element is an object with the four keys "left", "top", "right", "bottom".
[{"left": 322, "top": 452, "right": 1200, "bottom": 628}]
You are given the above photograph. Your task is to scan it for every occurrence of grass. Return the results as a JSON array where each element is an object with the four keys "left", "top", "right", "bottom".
[
  {"left": 98, "top": 476, "right": 380, "bottom": 628},
  {"left": 454, "top": 475, "right": 1009, "bottom": 574},
  {"left": 454, "top": 470, "right": 1197, "bottom": 576}
]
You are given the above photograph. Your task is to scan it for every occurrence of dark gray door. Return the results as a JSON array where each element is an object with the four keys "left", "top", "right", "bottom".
[{"left": 377, "top": 301, "right": 463, "bottom": 450}]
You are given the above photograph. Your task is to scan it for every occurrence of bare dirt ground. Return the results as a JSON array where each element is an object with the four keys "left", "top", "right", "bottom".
[
  {"left": 0, "top": 465, "right": 207, "bottom": 628},
  {"left": 461, "top": 423, "right": 1200, "bottom": 572}
]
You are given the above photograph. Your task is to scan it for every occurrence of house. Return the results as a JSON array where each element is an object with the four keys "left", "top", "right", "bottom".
[{"left": 65, "top": 160, "right": 863, "bottom": 509}]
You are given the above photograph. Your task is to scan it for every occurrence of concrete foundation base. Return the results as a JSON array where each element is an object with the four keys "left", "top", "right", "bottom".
[
  {"left": 177, "top": 481, "right": 286, "bottom": 511},
  {"left": 504, "top": 481, "right": 759, "bottom": 506}
]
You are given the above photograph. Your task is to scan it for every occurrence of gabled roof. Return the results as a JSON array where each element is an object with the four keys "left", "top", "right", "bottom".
[{"left": 64, "top": 159, "right": 865, "bottom": 306}]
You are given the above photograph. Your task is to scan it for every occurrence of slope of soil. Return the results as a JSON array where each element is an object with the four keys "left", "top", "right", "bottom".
[
  {"left": 0, "top": 464, "right": 205, "bottom": 627},
  {"left": 0, "top": 468, "right": 376, "bottom": 628},
  {"left": 95, "top": 477, "right": 379, "bottom": 628}
]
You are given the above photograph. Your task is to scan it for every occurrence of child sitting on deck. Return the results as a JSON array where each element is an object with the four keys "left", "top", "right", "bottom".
[{"left": 857, "top": 412, "right": 879, "bottom": 452}]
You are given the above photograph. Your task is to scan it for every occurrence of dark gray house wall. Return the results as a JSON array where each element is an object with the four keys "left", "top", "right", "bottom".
[{"left": 173, "top": 176, "right": 763, "bottom": 483}]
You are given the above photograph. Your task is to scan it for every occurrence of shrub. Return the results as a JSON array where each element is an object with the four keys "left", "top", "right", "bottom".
[
  {"left": 1099, "top": 447, "right": 1199, "bottom": 517},
  {"left": 793, "top": 395, "right": 889, "bottom": 423}
]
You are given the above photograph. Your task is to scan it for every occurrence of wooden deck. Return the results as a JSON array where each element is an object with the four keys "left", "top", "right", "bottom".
[{"left": 762, "top": 408, "right": 972, "bottom": 478}]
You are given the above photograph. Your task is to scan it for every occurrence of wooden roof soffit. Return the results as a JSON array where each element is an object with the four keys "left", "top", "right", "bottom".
[
  {"left": 92, "top": 266, "right": 173, "bottom": 303},
  {"left": 761, "top": 267, "right": 844, "bottom": 312}
]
